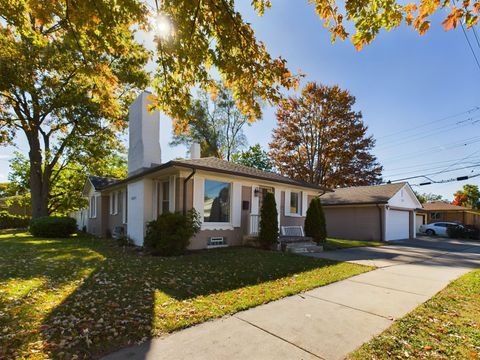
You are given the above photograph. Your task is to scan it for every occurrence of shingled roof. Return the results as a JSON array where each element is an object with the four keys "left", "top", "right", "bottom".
[
  {"left": 100, "top": 157, "right": 328, "bottom": 191},
  {"left": 421, "top": 201, "right": 470, "bottom": 211},
  {"left": 88, "top": 175, "right": 121, "bottom": 190},
  {"left": 319, "top": 182, "right": 407, "bottom": 205}
]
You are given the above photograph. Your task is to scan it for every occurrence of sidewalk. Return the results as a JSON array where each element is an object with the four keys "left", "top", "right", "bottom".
[{"left": 103, "top": 242, "right": 480, "bottom": 360}]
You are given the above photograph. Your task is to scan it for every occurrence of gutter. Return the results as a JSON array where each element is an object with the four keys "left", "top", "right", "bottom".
[{"left": 183, "top": 167, "right": 196, "bottom": 215}]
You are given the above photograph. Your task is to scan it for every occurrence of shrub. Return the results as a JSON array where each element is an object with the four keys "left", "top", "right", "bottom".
[
  {"left": 447, "top": 224, "right": 479, "bottom": 240},
  {"left": 0, "top": 211, "right": 31, "bottom": 229},
  {"left": 117, "top": 234, "right": 135, "bottom": 247},
  {"left": 29, "top": 216, "right": 77, "bottom": 237},
  {"left": 304, "top": 197, "right": 327, "bottom": 244},
  {"left": 258, "top": 192, "right": 278, "bottom": 249},
  {"left": 144, "top": 209, "right": 201, "bottom": 256}
]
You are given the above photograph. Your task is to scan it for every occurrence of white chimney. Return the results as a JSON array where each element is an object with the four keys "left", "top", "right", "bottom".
[
  {"left": 128, "top": 91, "right": 161, "bottom": 175},
  {"left": 190, "top": 142, "right": 201, "bottom": 159}
]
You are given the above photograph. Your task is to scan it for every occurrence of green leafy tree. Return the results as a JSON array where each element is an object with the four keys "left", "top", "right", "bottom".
[
  {"left": 258, "top": 192, "right": 279, "bottom": 249},
  {"left": 0, "top": 1, "right": 149, "bottom": 218},
  {"left": 170, "top": 84, "right": 249, "bottom": 160},
  {"left": 8, "top": 151, "right": 127, "bottom": 215},
  {"left": 232, "top": 144, "right": 274, "bottom": 172},
  {"left": 453, "top": 184, "right": 480, "bottom": 209},
  {"left": 304, "top": 197, "right": 327, "bottom": 244},
  {"left": 414, "top": 191, "right": 444, "bottom": 204}
]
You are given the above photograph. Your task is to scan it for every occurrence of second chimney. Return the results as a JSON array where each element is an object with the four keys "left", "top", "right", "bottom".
[{"left": 190, "top": 142, "right": 201, "bottom": 159}]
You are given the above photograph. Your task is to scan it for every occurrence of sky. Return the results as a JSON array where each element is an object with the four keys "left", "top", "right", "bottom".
[{"left": 1, "top": 1, "right": 479, "bottom": 201}]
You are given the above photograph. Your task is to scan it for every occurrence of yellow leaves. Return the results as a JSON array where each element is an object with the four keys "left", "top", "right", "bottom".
[{"left": 442, "top": 6, "right": 465, "bottom": 30}]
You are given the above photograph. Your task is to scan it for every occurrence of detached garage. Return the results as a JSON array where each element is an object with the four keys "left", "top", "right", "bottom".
[{"left": 320, "top": 182, "right": 422, "bottom": 242}]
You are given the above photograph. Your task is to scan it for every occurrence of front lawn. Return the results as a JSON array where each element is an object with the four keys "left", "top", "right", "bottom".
[
  {"left": 349, "top": 269, "right": 480, "bottom": 359},
  {"left": 324, "top": 238, "right": 385, "bottom": 251},
  {"left": 0, "top": 231, "right": 371, "bottom": 359}
]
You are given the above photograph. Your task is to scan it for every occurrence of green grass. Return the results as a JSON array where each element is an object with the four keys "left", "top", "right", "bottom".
[
  {"left": 0, "top": 231, "right": 371, "bottom": 359},
  {"left": 324, "top": 238, "right": 385, "bottom": 251},
  {"left": 349, "top": 269, "right": 480, "bottom": 359}
]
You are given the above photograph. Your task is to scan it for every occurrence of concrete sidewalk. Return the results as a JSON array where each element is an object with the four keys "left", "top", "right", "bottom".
[{"left": 103, "top": 241, "right": 480, "bottom": 360}]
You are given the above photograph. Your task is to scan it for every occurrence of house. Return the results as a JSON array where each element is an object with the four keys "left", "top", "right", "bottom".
[
  {"left": 78, "top": 92, "right": 328, "bottom": 249},
  {"left": 418, "top": 201, "right": 480, "bottom": 227},
  {"left": 319, "top": 182, "right": 422, "bottom": 241}
]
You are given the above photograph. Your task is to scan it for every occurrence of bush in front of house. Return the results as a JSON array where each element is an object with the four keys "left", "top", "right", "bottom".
[
  {"left": 304, "top": 197, "right": 327, "bottom": 244},
  {"left": 447, "top": 224, "right": 479, "bottom": 240},
  {"left": 144, "top": 209, "right": 201, "bottom": 256},
  {"left": 258, "top": 192, "right": 279, "bottom": 249},
  {"left": 0, "top": 211, "right": 31, "bottom": 229},
  {"left": 29, "top": 216, "right": 77, "bottom": 237}
]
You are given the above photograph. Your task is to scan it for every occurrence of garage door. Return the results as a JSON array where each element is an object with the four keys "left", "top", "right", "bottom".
[
  {"left": 386, "top": 210, "right": 410, "bottom": 241},
  {"left": 415, "top": 214, "right": 424, "bottom": 234}
]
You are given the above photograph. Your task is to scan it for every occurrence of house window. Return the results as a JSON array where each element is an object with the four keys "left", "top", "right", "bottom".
[
  {"left": 204, "top": 180, "right": 230, "bottom": 222},
  {"left": 89, "top": 196, "right": 97, "bottom": 218},
  {"left": 122, "top": 190, "right": 128, "bottom": 224},
  {"left": 290, "top": 192, "right": 300, "bottom": 215},
  {"left": 430, "top": 212, "right": 441, "bottom": 220},
  {"left": 162, "top": 181, "right": 169, "bottom": 213},
  {"left": 110, "top": 191, "right": 118, "bottom": 215}
]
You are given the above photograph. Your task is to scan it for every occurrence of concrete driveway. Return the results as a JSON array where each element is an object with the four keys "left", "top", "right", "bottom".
[{"left": 103, "top": 238, "right": 480, "bottom": 360}]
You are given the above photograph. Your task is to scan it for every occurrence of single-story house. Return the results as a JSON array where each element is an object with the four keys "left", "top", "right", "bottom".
[
  {"left": 76, "top": 92, "right": 328, "bottom": 249},
  {"left": 418, "top": 201, "right": 480, "bottom": 227},
  {"left": 319, "top": 182, "right": 422, "bottom": 241}
]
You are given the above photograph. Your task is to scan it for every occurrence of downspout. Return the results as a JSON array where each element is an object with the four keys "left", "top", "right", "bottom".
[
  {"left": 377, "top": 204, "right": 385, "bottom": 242},
  {"left": 183, "top": 168, "right": 196, "bottom": 215}
]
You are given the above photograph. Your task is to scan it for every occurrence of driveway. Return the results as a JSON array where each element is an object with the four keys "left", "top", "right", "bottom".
[{"left": 103, "top": 238, "right": 480, "bottom": 360}]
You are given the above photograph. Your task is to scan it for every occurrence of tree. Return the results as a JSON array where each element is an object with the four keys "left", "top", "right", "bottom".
[
  {"left": 149, "top": 0, "right": 479, "bottom": 123},
  {"left": 0, "top": 1, "right": 149, "bottom": 218},
  {"left": 453, "top": 184, "right": 480, "bottom": 209},
  {"left": 8, "top": 151, "right": 127, "bottom": 215},
  {"left": 304, "top": 197, "right": 327, "bottom": 244},
  {"left": 414, "top": 191, "right": 444, "bottom": 204},
  {"left": 258, "top": 192, "right": 278, "bottom": 249},
  {"left": 269, "top": 82, "right": 382, "bottom": 189},
  {"left": 170, "top": 84, "right": 249, "bottom": 161},
  {"left": 232, "top": 144, "right": 273, "bottom": 172}
]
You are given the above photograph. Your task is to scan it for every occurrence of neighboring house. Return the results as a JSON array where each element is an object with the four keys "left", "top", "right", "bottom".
[
  {"left": 419, "top": 201, "right": 480, "bottom": 227},
  {"left": 0, "top": 196, "right": 30, "bottom": 216},
  {"left": 319, "top": 182, "right": 422, "bottom": 241},
  {"left": 79, "top": 92, "right": 328, "bottom": 249}
]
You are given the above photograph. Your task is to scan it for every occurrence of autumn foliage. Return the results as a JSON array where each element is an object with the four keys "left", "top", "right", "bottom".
[{"left": 269, "top": 82, "right": 382, "bottom": 189}]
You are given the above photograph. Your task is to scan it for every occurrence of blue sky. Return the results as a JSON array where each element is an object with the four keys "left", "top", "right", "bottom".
[{"left": 1, "top": 2, "right": 479, "bottom": 200}]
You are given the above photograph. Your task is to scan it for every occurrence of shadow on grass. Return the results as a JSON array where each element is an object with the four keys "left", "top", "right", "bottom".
[{"left": 0, "top": 232, "right": 346, "bottom": 359}]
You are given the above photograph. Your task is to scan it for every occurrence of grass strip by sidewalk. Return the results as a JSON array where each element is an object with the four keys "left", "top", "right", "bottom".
[
  {"left": 324, "top": 238, "right": 385, "bottom": 251},
  {"left": 0, "top": 231, "right": 371, "bottom": 359},
  {"left": 349, "top": 269, "right": 480, "bottom": 359}
]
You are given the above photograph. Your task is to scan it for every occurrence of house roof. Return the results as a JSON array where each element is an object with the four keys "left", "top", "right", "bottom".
[
  {"left": 88, "top": 175, "right": 121, "bottom": 191},
  {"left": 100, "top": 157, "right": 329, "bottom": 192},
  {"left": 421, "top": 201, "right": 470, "bottom": 211},
  {"left": 319, "top": 182, "right": 407, "bottom": 206}
]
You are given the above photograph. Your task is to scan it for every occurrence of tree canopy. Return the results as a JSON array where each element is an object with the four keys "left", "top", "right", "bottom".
[
  {"left": 170, "top": 84, "right": 249, "bottom": 161},
  {"left": 453, "top": 184, "right": 480, "bottom": 209},
  {"left": 270, "top": 82, "right": 382, "bottom": 188},
  {"left": 232, "top": 144, "right": 274, "bottom": 172},
  {"left": 414, "top": 191, "right": 444, "bottom": 204},
  {"left": 0, "top": 0, "right": 149, "bottom": 217}
]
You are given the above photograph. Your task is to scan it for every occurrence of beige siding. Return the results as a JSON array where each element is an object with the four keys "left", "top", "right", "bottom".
[
  {"left": 324, "top": 206, "right": 382, "bottom": 241},
  {"left": 240, "top": 186, "right": 252, "bottom": 236},
  {"left": 189, "top": 229, "right": 243, "bottom": 250},
  {"left": 106, "top": 190, "right": 127, "bottom": 237},
  {"left": 87, "top": 195, "right": 109, "bottom": 237}
]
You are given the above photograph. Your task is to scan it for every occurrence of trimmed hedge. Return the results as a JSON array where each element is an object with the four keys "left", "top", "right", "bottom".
[
  {"left": 304, "top": 197, "right": 327, "bottom": 244},
  {"left": 258, "top": 192, "right": 279, "bottom": 249},
  {"left": 144, "top": 209, "right": 201, "bottom": 256},
  {"left": 29, "top": 216, "right": 77, "bottom": 238},
  {"left": 0, "top": 211, "right": 31, "bottom": 229}
]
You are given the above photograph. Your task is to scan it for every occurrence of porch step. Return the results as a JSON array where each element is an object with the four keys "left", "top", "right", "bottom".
[
  {"left": 284, "top": 241, "right": 323, "bottom": 254},
  {"left": 279, "top": 236, "right": 314, "bottom": 244}
]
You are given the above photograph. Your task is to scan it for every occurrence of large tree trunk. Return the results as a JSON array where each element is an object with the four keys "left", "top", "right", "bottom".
[{"left": 29, "top": 141, "right": 49, "bottom": 218}]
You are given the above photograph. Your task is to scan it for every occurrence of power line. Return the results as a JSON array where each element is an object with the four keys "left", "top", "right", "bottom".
[
  {"left": 388, "top": 163, "right": 480, "bottom": 182},
  {"left": 375, "top": 106, "right": 480, "bottom": 140},
  {"left": 383, "top": 160, "right": 480, "bottom": 178},
  {"left": 472, "top": 26, "right": 480, "bottom": 50},
  {"left": 460, "top": 21, "right": 480, "bottom": 71},
  {"left": 410, "top": 172, "right": 480, "bottom": 186}
]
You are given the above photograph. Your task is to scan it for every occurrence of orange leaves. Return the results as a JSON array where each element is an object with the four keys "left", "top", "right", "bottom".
[{"left": 442, "top": 6, "right": 465, "bottom": 30}]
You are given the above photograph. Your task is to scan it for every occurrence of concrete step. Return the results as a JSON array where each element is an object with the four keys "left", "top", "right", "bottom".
[
  {"left": 279, "top": 236, "right": 314, "bottom": 244},
  {"left": 285, "top": 242, "right": 323, "bottom": 253}
]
